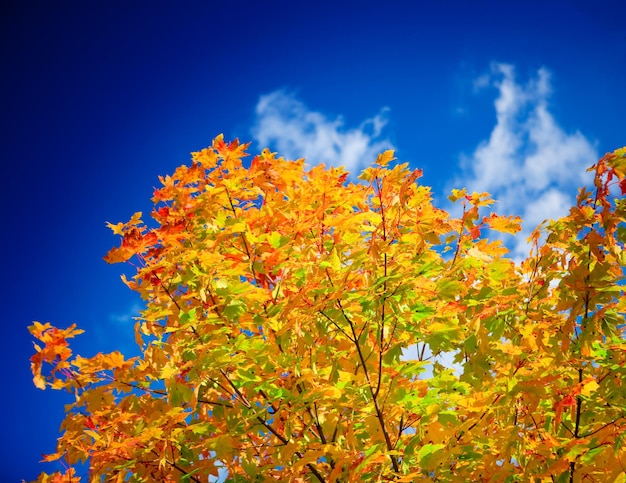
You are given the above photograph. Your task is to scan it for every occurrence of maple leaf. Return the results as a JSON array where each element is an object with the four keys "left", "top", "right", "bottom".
[
  {"left": 102, "top": 246, "right": 134, "bottom": 263},
  {"left": 375, "top": 149, "right": 395, "bottom": 167},
  {"left": 484, "top": 213, "right": 522, "bottom": 234},
  {"left": 105, "top": 221, "right": 125, "bottom": 235}
]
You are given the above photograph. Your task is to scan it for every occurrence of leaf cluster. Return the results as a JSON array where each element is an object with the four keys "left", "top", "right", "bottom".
[{"left": 29, "top": 140, "right": 626, "bottom": 482}]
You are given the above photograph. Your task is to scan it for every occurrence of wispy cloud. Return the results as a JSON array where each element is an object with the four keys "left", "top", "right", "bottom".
[
  {"left": 251, "top": 90, "right": 393, "bottom": 173},
  {"left": 109, "top": 302, "right": 143, "bottom": 324},
  {"left": 456, "top": 63, "right": 598, "bottom": 258}
]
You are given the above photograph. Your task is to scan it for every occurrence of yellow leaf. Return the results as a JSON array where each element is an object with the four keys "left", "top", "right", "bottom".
[
  {"left": 29, "top": 321, "right": 52, "bottom": 338},
  {"left": 230, "top": 222, "right": 247, "bottom": 233},
  {"left": 485, "top": 213, "right": 522, "bottom": 234},
  {"left": 134, "top": 321, "right": 143, "bottom": 347},
  {"left": 33, "top": 373, "right": 46, "bottom": 390},
  {"left": 106, "top": 221, "right": 125, "bottom": 235},
  {"left": 129, "top": 211, "right": 143, "bottom": 225},
  {"left": 375, "top": 150, "right": 395, "bottom": 167},
  {"left": 41, "top": 452, "right": 63, "bottom": 463},
  {"left": 329, "top": 248, "right": 341, "bottom": 271},
  {"left": 84, "top": 429, "right": 101, "bottom": 441},
  {"left": 467, "top": 246, "right": 492, "bottom": 263},
  {"left": 500, "top": 343, "right": 522, "bottom": 356},
  {"left": 323, "top": 386, "right": 342, "bottom": 399},
  {"left": 161, "top": 364, "right": 178, "bottom": 380},
  {"left": 448, "top": 188, "right": 467, "bottom": 203},
  {"left": 103, "top": 246, "right": 134, "bottom": 264},
  {"left": 581, "top": 380, "right": 599, "bottom": 397},
  {"left": 51, "top": 379, "right": 67, "bottom": 390}
]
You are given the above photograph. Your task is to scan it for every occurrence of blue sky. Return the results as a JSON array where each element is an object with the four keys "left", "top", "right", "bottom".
[{"left": 2, "top": 1, "right": 625, "bottom": 480}]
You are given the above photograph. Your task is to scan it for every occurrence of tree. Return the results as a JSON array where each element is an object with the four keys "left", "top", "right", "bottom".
[{"left": 30, "top": 136, "right": 626, "bottom": 482}]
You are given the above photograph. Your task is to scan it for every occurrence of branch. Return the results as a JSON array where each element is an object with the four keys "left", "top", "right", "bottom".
[
  {"left": 580, "top": 417, "right": 626, "bottom": 438},
  {"left": 319, "top": 309, "right": 353, "bottom": 342},
  {"left": 374, "top": 174, "right": 388, "bottom": 402},
  {"left": 337, "top": 298, "right": 399, "bottom": 474},
  {"left": 456, "top": 394, "right": 502, "bottom": 443},
  {"left": 219, "top": 369, "right": 327, "bottom": 483},
  {"left": 116, "top": 380, "right": 234, "bottom": 408}
]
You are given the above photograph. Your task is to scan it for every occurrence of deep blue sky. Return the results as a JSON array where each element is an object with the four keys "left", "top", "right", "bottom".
[{"left": 2, "top": 1, "right": 625, "bottom": 480}]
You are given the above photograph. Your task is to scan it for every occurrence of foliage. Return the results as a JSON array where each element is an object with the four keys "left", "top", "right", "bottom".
[{"left": 30, "top": 137, "right": 626, "bottom": 482}]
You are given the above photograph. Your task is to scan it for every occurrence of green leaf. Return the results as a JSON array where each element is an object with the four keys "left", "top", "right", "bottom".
[
  {"left": 437, "top": 279, "right": 463, "bottom": 300},
  {"left": 581, "top": 446, "right": 606, "bottom": 464},
  {"left": 268, "top": 232, "right": 290, "bottom": 248},
  {"left": 180, "top": 308, "right": 197, "bottom": 325},
  {"left": 223, "top": 299, "right": 246, "bottom": 319},
  {"left": 190, "top": 422, "right": 212, "bottom": 435},
  {"left": 170, "top": 382, "right": 193, "bottom": 406},
  {"left": 417, "top": 443, "right": 445, "bottom": 466},
  {"left": 180, "top": 468, "right": 202, "bottom": 482},
  {"left": 437, "top": 411, "right": 458, "bottom": 426},
  {"left": 382, "top": 343, "right": 404, "bottom": 365},
  {"left": 615, "top": 431, "right": 626, "bottom": 454}
]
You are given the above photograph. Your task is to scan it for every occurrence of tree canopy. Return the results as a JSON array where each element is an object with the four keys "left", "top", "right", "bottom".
[{"left": 30, "top": 136, "right": 626, "bottom": 482}]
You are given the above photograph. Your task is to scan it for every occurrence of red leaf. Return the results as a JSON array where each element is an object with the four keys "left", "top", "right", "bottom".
[{"left": 562, "top": 394, "right": 576, "bottom": 407}]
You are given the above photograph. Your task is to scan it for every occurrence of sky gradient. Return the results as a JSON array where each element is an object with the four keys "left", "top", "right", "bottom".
[{"left": 2, "top": 1, "right": 625, "bottom": 480}]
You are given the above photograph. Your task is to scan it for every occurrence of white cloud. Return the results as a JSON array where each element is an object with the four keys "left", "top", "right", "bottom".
[
  {"left": 457, "top": 63, "right": 597, "bottom": 258},
  {"left": 109, "top": 302, "right": 143, "bottom": 324},
  {"left": 251, "top": 90, "right": 393, "bottom": 173}
]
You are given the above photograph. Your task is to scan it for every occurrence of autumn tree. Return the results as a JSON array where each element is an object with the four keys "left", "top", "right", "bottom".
[{"left": 30, "top": 137, "right": 626, "bottom": 482}]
